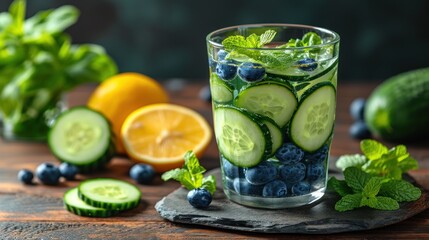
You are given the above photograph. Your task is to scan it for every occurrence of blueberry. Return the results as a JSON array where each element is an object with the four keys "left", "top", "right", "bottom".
[
  {"left": 306, "top": 144, "right": 329, "bottom": 163},
  {"left": 275, "top": 143, "right": 305, "bottom": 164},
  {"left": 217, "top": 50, "right": 228, "bottom": 61},
  {"left": 222, "top": 157, "right": 243, "bottom": 179},
  {"left": 279, "top": 162, "right": 306, "bottom": 183},
  {"left": 237, "top": 62, "right": 266, "bottom": 82},
  {"left": 36, "top": 163, "right": 61, "bottom": 185},
  {"left": 130, "top": 164, "right": 156, "bottom": 184},
  {"left": 199, "top": 85, "right": 211, "bottom": 102},
  {"left": 350, "top": 98, "right": 366, "bottom": 121},
  {"left": 307, "top": 163, "right": 325, "bottom": 182},
  {"left": 233, "top": 178, "right": 263, "bottom": 196},
  {"left": 17, "top": 169, "right": 33, "bottom": 185},
  {"left": 244, "top": 161, "right": 278, "bottom": 185},
  {"left": 291, "top": 182, "right": 311, "bottom": 196},
  {"left": 187, "top": 188, "right": 212, "bottom": 209},
  {"left": 349, "top": 121, "right": 372, "bottom": 139},
  {"left": 208, "top": 58, "right": 217, "bottom": 70},
  {"left": 216, "top": 60, "right": 237, "bottom": 80},
  {"left": 262, "top": 180, "right": 287, "bottom": 197},
  {"left": 59, "top": 162, "right": 79, "bottom": 180},
  {"left": 297, "top": 58, "right": 318, "bottom": 71}
]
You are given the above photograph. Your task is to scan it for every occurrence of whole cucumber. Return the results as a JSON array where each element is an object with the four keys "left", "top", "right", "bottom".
[{"left": 364, "top": 67, "right": 429, "bottom": 141}]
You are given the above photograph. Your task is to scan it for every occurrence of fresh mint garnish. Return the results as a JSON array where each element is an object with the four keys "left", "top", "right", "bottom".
[
  {"left": 335, "top": 139, "right": 418, "bottom": 180},
  {"left": 221, "top": 30, "right": 327, "bottom": 72},
  {"left": 329, "top": 167, "right": 421, "bottom": 212},
  {"left": 329, "top": 139, "right": 422, "bottom": 212},
  {"left": 161, "top": 151, "right": 216, "bottom": 195}
]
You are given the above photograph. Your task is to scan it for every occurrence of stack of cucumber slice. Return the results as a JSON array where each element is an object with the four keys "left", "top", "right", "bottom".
[{"left": 64, "top": 178, "right": 141, "bottom": 217}]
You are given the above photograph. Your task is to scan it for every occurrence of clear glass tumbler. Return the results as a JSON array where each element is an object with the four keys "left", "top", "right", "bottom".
[{"left": 206, "top": 24, "right": 340, "bottom": 208}]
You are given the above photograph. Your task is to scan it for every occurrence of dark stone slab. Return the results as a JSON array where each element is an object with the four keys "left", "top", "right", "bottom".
[{"left": 155, "top": 168, "right": 429, "bottom": 234}]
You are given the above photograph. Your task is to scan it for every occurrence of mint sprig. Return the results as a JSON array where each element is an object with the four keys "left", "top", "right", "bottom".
[
  {"left": 161, "top": 151, "right": 216, "bottom": 195},
  {"left": 328, "top": 167, "right": 421, "bottom": 212},
  {"left": 335, "top": 139, "right": 418, "bottom": 180},
  {"left": 221, "top": 30, "right": 326, "bottom": 71},
  {"left": 329, "top": 139, "right": 421, "bottom": 212}
]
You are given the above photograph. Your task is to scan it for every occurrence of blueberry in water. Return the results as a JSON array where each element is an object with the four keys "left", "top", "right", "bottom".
[
  {"left": 306, "top": 144, "right": 329, "bottom": 163},
  {"left": 237, "top": 62, "right": 266, "bottom": 82},
  {"left": 279, "top": 162, "right": 306, "bottom": 183},
  {"left": 275, "top": 143, "right": 305, "bottom": 164},
  {"left": 291, "top": 182, "right": 311, "bottom": 196},
  {"left": 59, "top": 162, "right": 79, "bottom": 180},
  {"left": 262, "top": 180, "right": 288, "bottom": 197},
  {"left": 36, "top": 163, "right": 61, "bottom": 185},
  {"left": 233, "top": 178, "right": 263, "bottom": 196},
  {"left": 244, "top": 161, "right": 278, "bottom": 185},
  {"left": 199, "top": 85, "right": 211, "bottom": 102},
  {"left": 187, "top": 188, "right": 212, "bottom": 209},
  {"left": 307, "top": 163, "right": 325, "bottom": 182},
  {"left": 130, "top": 164, "right": 156, "bottom": 184},
  {"left": 216, "top": 60, "right": 237, "bottom": 80},
  {"left": 350, "top": 98, "right": 366, "bottom": 121},
  {"left": 17, "top": 169, "right": 33, "bottom": 185},
  {"left": 349, "top": 121, "right": 372, "bottom": 139},
  {"left": 217, "top": 50, "right": 228, "bottom": 61},
  {"left": 222, "top": 157, "right": 242, "bottom": 179},
  {"left": 297, "top": 58, "right": 318, "bottom": 71},
  {"left": 208, "top": 58, "right": 217, "bottom": 70}
]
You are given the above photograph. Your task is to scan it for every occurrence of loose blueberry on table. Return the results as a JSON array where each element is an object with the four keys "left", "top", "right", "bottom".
[
  {"left": 36, "top": 163, "right": 61, "bottom": 185},
  {"left": 17, "top": 169, "right": 34, "bottom": 185},
  {"left": 130, "top": 164, "right": 156, "bottom": 184},
  {"left": 59, "top": 162, "right": 79, "bottom": 180}
]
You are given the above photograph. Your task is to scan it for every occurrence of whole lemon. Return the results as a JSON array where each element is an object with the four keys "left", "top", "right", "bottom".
[{"left": 87, "top": 72, "right": 169, "bottom": 154}]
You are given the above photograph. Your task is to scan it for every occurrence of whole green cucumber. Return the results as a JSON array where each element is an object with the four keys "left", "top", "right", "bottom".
[{"left": 364, "top": 67, "right": 429, "bottom": 141}]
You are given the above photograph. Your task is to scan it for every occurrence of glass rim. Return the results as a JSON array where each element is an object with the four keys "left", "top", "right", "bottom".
[{"left": 206, "top": 23, "right": 340, "bottom": 50}]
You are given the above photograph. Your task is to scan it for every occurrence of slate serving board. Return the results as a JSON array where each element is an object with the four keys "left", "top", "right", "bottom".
[{"left": 155, "top": 168, "right": 429, "bottom": 234}]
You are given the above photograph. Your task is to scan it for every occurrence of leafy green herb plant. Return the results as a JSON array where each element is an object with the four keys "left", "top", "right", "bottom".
[
  {"left": 161, "top": 151, "right": 216, "bottom": 195},
  {"left": 0, "top": 0, "right": 117, "bottom": 140}
]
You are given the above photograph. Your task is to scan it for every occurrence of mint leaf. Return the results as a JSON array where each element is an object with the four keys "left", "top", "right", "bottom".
[
  {"left": 201, "top": 175, "right": 216, "bottom": 195},
  {"left": 335, "top": 154, "right": 367, "bottom": 171},
  {"left": 372, "top": 196, "right": 399, "bottom": 210},
  {"left": 327, "top": 177, "right": 353, "bottom": 197},
  {"left": 379, "top": 180, "right": 422, "bottom": 202},
  {"left": 222, "top": 35, "right": 249, "bottom": 50},
  {"left": 344, "top": 167, "right": 371, "bottom": 192},
  {"left": 161, "top": 151, "right": 217, "bottom": 195},
  {"left": 335, "top": 193, "right": 362, "bottom": 212},
  {"left": 362, "top": 177, "right": 383, "bottom": 197},
  {"left": 360, "top": 195, "right": 378, "bottom": 208},
  {"left": 360, "top": 139, "right": 388, "bottom": 160},
  {"left": 398, "top": 156, "right": 418, "bottom": 172}
]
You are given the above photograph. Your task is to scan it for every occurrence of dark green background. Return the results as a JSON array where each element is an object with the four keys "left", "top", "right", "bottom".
[{"left": 2, "top": 0, "right": 429, "bottom": 81}]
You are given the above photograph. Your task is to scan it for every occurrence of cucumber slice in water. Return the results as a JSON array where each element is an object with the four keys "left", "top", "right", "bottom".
[
  {"left": 210, "top": 73, "right": 233, "bottom": 103},
  {"left": 214, "top": 106, "right": 271, "bottom": 168},
  {"left": 64, "top": 188, "right": 117, "bottom": 218},
  {"left": 78, "top": 178, "right": 141, "bottom": 211},
  {"left": 48, "top": 107, "right": 115, "bottom": 172},
  {"left": 290, "top": 82, "right": 336, "bottom": 152},
  {"left": 234, "top": 82, "right": 298, "bottom": 127},
  {"left": 261, "top": 117, "right": 283, "bottom": 156}
]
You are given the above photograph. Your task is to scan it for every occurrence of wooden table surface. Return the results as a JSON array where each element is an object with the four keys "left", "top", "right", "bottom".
[{"left": 1, "top": 80, "right": 429, "bottom": 239}]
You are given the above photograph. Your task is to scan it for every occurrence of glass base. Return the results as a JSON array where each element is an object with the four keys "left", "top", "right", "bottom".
[{"left": 224, "top": 187, "right": 326, "bottom": 209}]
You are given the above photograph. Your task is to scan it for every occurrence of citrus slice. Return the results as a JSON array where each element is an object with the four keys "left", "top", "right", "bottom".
[{"left": 121, "top": 103, "right": 212, "bottom": 172}]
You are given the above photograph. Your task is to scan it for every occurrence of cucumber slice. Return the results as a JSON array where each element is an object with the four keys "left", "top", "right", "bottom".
[
  {"left": 307, "top": 60, "right": 338, "bottom": 82},
  {"left": 214, "top": 106, "right": 271, "bottom": 168},
  {"left": 261, "top": 117, "right": 283, "bottom": 156},
  {"left": 48, "top": 106, "right": 115, "bottom": 172},
  {"left": 290, "top": 82, "right": 336, "bottom": 152},
  {"left": 78, "top": 178, "right": 141, "bottom": 211},
  {"left": 64, "top": 188, "right": 117, "bottom": 218},
  {"left": 210, "top": 73, "right": 234, "bottom": 103},
  {"left": 266, "top": 67, "right": 309, "bottom": 81},
  {"left": 234, "top": 82, "right": 298, "bottom": 127}
]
